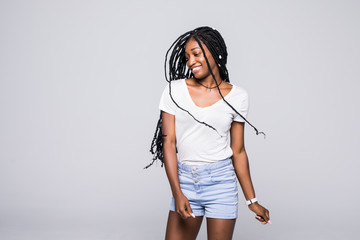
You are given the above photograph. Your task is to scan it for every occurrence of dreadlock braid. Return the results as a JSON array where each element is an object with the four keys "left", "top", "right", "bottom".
[{"left": 145, "top": 26, "right": 265, "bottom": 169}]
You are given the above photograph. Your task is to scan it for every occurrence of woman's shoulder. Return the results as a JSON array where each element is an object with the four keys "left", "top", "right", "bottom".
[
  {"left": 163, "top": 78, "right": 186, "bottom": 89},
  {"left": 230, "top": 83, "right": 248, "bottom": 98},
  {"left": 160, "top": 79, "right": 186, "bottom": 98},
  {"left": 171, "top": 78, "right": 186, "bottom": 86},
  {"left": 227, "top": 83, "right": 249, "bottom": 111}
]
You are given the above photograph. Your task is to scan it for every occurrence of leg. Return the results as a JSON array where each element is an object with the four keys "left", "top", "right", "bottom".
[
  {"left": 165, "top": 210, "right": 203, "bottom": 240},
  {"left": 206, "top": 218, "right": 236, "bottom": 240}
]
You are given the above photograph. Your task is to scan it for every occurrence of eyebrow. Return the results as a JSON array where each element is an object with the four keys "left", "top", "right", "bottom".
[{"left": 185, "top": 47, "right": 200, "bottom": 55}]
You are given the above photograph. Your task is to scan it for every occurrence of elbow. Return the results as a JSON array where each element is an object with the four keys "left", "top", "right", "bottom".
[
  {"left": 232, "top": 147, "right": 247, "bottom": 160},
  {"left": 163, "top": 139, "right": 176, "bottom": 152},
  {"left": 233, "top": 145, "right": 246, "bottom": 155}
]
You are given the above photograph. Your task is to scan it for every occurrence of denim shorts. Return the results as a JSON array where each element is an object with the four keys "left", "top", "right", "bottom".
[{"left": 170, "top": 157, "right": 238, "bottom": 219}]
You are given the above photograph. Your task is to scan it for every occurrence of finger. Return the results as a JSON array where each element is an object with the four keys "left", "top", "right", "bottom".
[
  {"left": 262, "top": 217, "right": 269, "bottom": 223},
  {"left": 256, "top": 215, "right": 266, "bottom": 221},
  {"left": 265, "top": 210, "right": 270, "bottom": 220},
  {"left": 262, "top": 211, "right": 269, "bottom": 223},
  {"left": 256, "top": 214, "right": 269, "bottom": 224},
  {"left": 261, "top": 214, "right": 271, "bottom": 224},
  {"left": 185, "top": 203, "right": 195, "bottom": 218},
  {"left": 177, "top": 208, "right": 187, "bottom": 219},
  {"left": 255, "top": 215, "right": 263, "bottom": 222},
  {"left": 182, "top": 206, "right": 190, "bottom": 219},
  {"left": 180, "top": 210, "right": 187, "bottom": 219},
  {"left": 265, "top": 210, "right": 271, "bottom": 224}
]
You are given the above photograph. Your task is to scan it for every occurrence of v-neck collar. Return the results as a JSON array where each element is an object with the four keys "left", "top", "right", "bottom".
[{"left": 183, "top": 79, "right": 235, "bottom": 109}]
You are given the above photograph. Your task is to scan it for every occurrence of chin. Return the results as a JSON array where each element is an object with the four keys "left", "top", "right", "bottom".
[{"left": 194, "top": 73, "right": 208, "bottom": 80}]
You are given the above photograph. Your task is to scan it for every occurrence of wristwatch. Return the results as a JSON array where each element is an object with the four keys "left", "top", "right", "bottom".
[{"left": 246, "top": 197, "right": 258, "bottom": 206}]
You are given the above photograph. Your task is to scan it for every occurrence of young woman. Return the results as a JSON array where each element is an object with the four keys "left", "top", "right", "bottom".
[{"left": 147, "top": 26, "right": 270, "bottom": 240}]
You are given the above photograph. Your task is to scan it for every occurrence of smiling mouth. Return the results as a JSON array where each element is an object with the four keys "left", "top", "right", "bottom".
[{"left": 191, "top": 66, "right": 201, "bottom": 73}]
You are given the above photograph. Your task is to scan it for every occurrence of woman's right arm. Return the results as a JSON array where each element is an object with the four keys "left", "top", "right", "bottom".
[{"left": 161, "top": 111, "right": 194, "bottom": 219}]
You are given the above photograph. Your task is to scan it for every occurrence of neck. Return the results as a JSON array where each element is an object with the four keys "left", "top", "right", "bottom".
[{"left": 195, "top": 75, "right": 222, "bottom": 88}]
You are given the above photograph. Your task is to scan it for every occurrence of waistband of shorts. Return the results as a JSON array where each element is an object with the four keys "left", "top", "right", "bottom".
[{"left": 177, "top": 157, "right": 233, "bottom": 173}]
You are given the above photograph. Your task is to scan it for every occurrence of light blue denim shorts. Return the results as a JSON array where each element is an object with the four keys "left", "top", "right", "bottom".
[{"left": 170, "top": 157, "right": 238, "bottom": 219}]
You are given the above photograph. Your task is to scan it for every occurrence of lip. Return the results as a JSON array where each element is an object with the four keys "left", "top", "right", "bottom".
[{"left": 191, "top": 65, "right": 202, "bottom": 73}]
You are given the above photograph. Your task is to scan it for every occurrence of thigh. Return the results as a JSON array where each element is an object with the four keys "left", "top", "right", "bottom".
[
  {"left": 165, "top": 210, "right": 203, "bottom": 240},
  {"left": 206, "top": 218, "right": 236, "bottom": 240}
]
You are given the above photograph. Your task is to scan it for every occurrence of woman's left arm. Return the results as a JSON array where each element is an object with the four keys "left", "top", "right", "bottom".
[{"left": 230, "top": 121, "right": 271, "bottom": 224}]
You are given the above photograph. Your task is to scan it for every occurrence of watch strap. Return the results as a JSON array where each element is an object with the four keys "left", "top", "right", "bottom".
[{"left": 246, "top": 197, "right": 258, "bottom": 206}]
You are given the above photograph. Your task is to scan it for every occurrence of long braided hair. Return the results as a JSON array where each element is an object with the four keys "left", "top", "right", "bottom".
[{"left": 145, "top": 26, "right": 265, "bottom": 169}]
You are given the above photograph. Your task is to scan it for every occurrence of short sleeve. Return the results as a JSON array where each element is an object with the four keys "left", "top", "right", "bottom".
[
  {"left": 233, "top": 90, "right": 249, "bottom": 122},
  {"left": 158, "top": 83, "right": 177, "bottom": 115}
]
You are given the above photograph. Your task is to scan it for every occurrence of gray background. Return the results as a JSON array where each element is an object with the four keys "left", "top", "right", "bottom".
[{"left": 1, "top": 0, "right": 359, "bottom": 239}]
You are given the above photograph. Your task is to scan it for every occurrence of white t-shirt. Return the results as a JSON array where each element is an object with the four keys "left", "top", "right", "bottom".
[{"left": 159, "top": 78, "right": 249, "bottom": 166}]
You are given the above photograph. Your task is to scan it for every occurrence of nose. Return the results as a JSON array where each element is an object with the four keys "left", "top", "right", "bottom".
[{"left": 188, "top": 55, "right": 196, "bottom": 67}]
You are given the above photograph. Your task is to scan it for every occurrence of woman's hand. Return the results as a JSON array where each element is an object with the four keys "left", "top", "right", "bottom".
[
  {"left": 174, "top": 193, "right": 195, "bottom": 219},
  {"left": 248, "top": 202, "right": 270, "bottom": 224}
]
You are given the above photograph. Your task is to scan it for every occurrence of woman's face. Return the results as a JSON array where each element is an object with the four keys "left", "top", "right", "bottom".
[{"left": 184, "top": 38, "right": 219, "bottom": 80}]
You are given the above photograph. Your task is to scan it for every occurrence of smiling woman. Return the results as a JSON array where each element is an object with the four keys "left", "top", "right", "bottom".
[
  {"left": 146, "top": 26, "right": 270, "bottom": 240},
  {"left": 185, "top": 39, "right": 220, "bottom": 81},
  {"left": 184, "top": 38, "right": 230, "bottom": 107}
]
